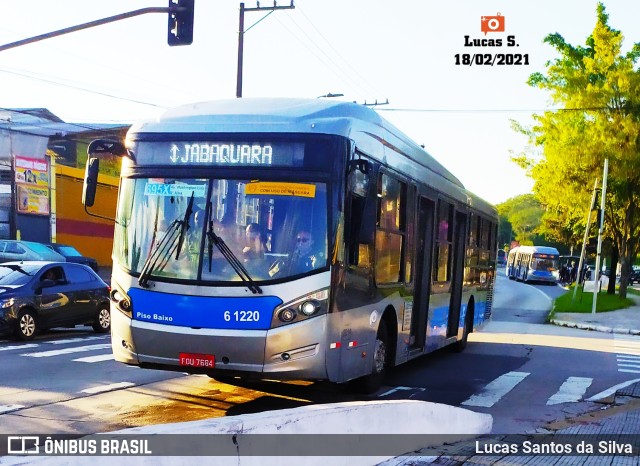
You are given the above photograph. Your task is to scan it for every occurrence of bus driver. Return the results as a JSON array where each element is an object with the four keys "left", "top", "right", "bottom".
[{"left": 290, "top": 230, "right": 319, "bottom": 273}]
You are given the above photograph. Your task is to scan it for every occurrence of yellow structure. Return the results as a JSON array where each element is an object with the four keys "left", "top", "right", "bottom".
[{"left": 54, "top": 165, "right": 118, "bottom": 267}]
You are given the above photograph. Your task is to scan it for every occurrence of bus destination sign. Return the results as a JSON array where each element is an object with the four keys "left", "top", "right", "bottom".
[{"left": 134, "top": 142, "right": 304, "bottom": 167}]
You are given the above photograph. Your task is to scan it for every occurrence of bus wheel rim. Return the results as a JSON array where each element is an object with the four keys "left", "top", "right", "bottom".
[{"left": 373, "top": 339, "right": 386, "bottom": 373}]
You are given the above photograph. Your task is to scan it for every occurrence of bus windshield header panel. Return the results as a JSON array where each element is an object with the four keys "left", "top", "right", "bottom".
[{"left": 132, "top": 141, "right": 305, "bottom": 168}]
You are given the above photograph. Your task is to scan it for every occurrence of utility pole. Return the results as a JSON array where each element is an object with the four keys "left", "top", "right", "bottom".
[
  {"left": 592, "top": 159, "right": 609, "bottom": 314},
  {"left": 572, "top": 178, "right": 599, "bottom": 304},
  {"left": 236, "top": 1, "right": 295, "bottom": 98}
]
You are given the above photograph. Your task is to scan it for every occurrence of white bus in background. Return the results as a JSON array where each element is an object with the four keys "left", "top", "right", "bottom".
[{"left": 506, "top": 245, "right": 559, "bottom": 284}]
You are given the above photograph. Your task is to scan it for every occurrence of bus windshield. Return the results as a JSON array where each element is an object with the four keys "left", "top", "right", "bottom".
[
  {"left": 113, "top": 177, "right": 328, "bottom": 283},
  {"left": 531, "top": 255, "right": 558, "bottom": 272}
]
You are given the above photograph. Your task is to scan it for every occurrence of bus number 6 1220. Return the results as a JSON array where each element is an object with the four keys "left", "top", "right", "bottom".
[{"left": 224, "top": 310, "right": 260, "bottom": 322}]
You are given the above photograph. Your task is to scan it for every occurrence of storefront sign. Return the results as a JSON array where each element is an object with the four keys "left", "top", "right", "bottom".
[
  {"left": 17, "top": 184, "right": 50, "bottom": 215},
  {"left": 15, "top": 156, "right": 49, "bottom": 186}
]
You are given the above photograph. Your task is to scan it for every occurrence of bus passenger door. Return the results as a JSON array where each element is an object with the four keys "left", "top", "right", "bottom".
[
  {"left": 447, "top": 211, "right": 467, "bottom": 338},
  {"left": 411, "top": 196, "right": 435, "bottom": 350}
]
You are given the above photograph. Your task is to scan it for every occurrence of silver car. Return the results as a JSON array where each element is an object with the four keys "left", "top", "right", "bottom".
[{"left": 0, "top": 240, "right": 65, "bottom": 263}]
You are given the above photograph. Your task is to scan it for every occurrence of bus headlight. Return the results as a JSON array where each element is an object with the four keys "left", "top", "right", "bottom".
[
  {"left": 110, "top": 284, "right": 132, "bottom": 317},
  {"left": 272, "top": 288, "right": 329, "bottom": 328},
  {"left": 300, "top": 300, "right": 318, "bottom": 316},
  {"left": 278, "top": 308, "right": 296, "bottom": 323}
]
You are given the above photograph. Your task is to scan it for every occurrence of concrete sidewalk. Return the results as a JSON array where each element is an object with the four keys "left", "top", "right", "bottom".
[
  {"left": 0, "top": 401, "right": 492, "bottom": 465},
  {"left": 551, "top": 287, "right": 640, "bottom": 335},
  {"left": 380, "top": 286, "right": 640, "bottom": 465}
]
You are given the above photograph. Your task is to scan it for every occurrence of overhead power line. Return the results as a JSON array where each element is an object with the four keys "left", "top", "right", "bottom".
[{"left": 0, "top": 68, "right": 165, "bottom": 109}]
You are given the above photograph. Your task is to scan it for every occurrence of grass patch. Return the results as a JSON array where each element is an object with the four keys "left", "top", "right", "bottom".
[{"left": 553, "top": 286, "right": 635, "bottom": 314}]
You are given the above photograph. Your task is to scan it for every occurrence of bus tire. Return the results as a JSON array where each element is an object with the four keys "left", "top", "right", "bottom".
[
  {"left": 351, "top": 320, "right": 389, "bottom": 394},
  {"left": 453, "top": 306, "right": 473, "bottom": 353}
]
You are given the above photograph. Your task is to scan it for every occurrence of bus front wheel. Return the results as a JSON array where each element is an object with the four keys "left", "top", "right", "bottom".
[{"left": 351, "top": 320, "right": 389, "bottom": 394}]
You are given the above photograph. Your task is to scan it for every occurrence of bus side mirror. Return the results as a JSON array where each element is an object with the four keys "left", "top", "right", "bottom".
[
  {"left": 87, "top": 139, "right": 128, "bottom": 157},
  {"left": 348, "top": 159, "right": 370, "bottom": 175},
  {"left": 82, "top": 157, "right": 99, "bottom": 208}
]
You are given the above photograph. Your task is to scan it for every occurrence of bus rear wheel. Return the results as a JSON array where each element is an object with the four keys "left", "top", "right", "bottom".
[
  {"left": 351, "top": 320, "right": 389, "bottom": 394},
  {"left": 453, "top": 307, "right": 473, "bottom": 353}
]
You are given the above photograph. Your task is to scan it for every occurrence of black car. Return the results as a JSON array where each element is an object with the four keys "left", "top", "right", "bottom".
[
  {"left": 0, "top": 261, "right": 110, "bottom": 341},
  {"left": 45, "top": 243, "right": 99, "bottom": 273}
]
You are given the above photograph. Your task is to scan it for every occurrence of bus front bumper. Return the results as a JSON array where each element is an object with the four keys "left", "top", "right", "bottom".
[{"left": 111, "top": 308, "right": 329, "bottom": 381}]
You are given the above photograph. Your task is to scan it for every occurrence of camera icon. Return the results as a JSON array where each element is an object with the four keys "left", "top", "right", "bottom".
[{"left": 481, "top": 13, "right": 505, "bottom": 35}]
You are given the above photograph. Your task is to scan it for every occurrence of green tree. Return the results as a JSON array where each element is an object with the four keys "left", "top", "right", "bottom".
[
  {"left": 497, "top": 194, "right": 544, "bottom": 245},
  {"left": 514, "top": 2, "right": 640, "bottom": 297}
]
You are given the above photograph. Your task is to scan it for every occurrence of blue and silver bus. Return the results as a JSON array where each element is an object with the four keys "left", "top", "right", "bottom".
[
  {"left": 506, "top": 245, "right": 559, "bottom": 283},
  {"left": 82, "top": 98, "right": 498, "bottom": 391}
]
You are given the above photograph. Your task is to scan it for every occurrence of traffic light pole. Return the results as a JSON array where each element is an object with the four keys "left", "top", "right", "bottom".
[
  {"left": 0, "top": 5, "right": 190, "bottom": 52},
  {"left": 236, "top": 2, "right": 295, "bottom": 98}
]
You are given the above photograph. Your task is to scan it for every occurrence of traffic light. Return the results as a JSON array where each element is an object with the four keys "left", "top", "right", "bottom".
[{"left": 168, "top": 0, "right": 194, "bottom": 46}]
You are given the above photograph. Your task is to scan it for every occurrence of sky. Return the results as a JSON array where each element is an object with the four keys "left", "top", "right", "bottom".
[{"left": 2, "top": 0, "right": 639, "bottom": 205}]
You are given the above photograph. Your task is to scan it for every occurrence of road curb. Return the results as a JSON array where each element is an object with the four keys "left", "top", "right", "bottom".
[{"left": 550, "top": 319, "right": 640, "bottom": 336}]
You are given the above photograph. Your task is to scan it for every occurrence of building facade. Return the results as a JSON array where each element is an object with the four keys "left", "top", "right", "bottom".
[{"left": 0, "top": 108, "right": 127, "bottom": 267}]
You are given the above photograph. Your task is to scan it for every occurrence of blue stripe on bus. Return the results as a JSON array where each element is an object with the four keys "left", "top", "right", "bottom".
[
  {"left": 429, "top": 301, "right": 489, "bottom": 332},
  {"left": 127, "top": 288, "right": 283, "bottom": 330}
]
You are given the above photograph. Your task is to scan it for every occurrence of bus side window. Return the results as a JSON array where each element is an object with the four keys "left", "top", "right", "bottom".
[{"left": 346, "top": 160, "right": 373, "bottom": 268}]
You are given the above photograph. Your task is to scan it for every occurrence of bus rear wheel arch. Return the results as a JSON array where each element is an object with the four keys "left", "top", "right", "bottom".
[
  {"left": 350, "top": 308, "right": 397, "bottom": 394},
  {"left": 453, "top": 298, "right": 474, "bottom": 353}
]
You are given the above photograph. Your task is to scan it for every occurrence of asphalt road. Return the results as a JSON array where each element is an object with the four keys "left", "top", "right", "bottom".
[{"left": 1, "top": 273, "right": 638, "bottom": 436}]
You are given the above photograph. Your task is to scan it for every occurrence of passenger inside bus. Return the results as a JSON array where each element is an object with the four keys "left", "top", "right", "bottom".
[{"left": 243, "top": 223, "right": 268, "bottom": 261}]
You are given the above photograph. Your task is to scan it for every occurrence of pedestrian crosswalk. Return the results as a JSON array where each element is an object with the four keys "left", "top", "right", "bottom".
[
  {"left": 1, "top": 335, "right": 639, "bottom": 410},
  {"left": 0, "top": 335, "right": 111, "bottom": 360},
  {"left": 459, "top": 372, "right": 594, "bottom": 407},
  {"left": 617, "top": 354, "right": 640, "bottom": 373},
  {"left": 461, "top": 371, "right": 529, "bottom": 407},
  {"left": 614, "top": 334, "right": 640, "bottom": 374},
  {"left": 0, "top": 335, "right": 130, "bottom": 409},
  {"left": 21, "top": 343, "right": 112, "bottom": 358},
  {"left": 546, "top": 376, "right": 593, "bottom": 405}
]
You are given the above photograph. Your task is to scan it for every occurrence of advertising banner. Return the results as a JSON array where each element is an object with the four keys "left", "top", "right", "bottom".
[
  {"left": 15, "top": 156, "right": 49, "bottom": 187},
  {"left": 17, "top": 184, "right": 49, "bottom": 215}
]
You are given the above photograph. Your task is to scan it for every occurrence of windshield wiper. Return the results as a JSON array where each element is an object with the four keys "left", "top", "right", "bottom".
[
  {"left": 175, "top": 193, "right": 194, "bottom": 260},
  {"left": 0, "top": 264, "right": 32, "bottom": 276},
  {"left": 206, "top": 210, "right": 261, "bottom": 295},
  {"left": 138, "top": 193, "right": 194, "bottom": 288}
]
